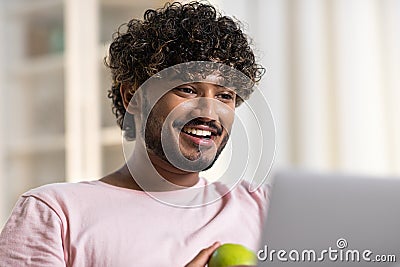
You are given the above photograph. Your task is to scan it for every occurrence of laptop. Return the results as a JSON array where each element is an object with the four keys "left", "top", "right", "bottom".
[{"left": 258, "top": 170, "right": 400, "bottom": 267}]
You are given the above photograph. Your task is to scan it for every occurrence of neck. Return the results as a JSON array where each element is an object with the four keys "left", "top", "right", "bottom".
[
  {"left": 147, "top": 151, "right": 200, "bottom": 187},
  {"left": 125, "top": 138, "right": 200, "bottom": 191}
]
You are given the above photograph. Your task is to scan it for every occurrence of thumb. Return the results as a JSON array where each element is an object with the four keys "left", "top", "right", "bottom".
[{"left": 185, "top": 242, "right": 221, "bottom": 267}]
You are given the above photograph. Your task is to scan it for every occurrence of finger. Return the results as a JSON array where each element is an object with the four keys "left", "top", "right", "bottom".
[{"left": 185, "top": 242, "right": 221, "bottom": 267}]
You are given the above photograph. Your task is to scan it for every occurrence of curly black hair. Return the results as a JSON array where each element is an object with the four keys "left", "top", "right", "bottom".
[{"left": 105, "top": 1, "right": 265, "bottom": 139}]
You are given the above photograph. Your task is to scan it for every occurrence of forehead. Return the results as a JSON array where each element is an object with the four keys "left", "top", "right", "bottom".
[{"left": 197, "top": 73, "right": 225, "bottom": 85}]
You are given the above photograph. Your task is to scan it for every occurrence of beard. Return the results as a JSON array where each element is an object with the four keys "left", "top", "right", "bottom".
[{"left": 142, "top": 106, "right": 229, "bottom": 172}]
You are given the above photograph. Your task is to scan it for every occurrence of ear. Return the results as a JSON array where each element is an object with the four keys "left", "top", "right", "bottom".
[{"left": 120, "top": 82, "right": 141, "bottom": 114}]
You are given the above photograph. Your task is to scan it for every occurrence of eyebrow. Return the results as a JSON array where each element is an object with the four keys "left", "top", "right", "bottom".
[
  {"left": 191, "top": 82, "right": 233, "bottom": 90},
  {"left": 173, "top": 81, "right": 237, "bottom": 95}
]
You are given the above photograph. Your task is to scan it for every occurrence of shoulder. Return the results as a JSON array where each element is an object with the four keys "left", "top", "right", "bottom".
[
  {"left": 229, "top": 179, "right": 271, "bottom": 203},
  {"left": 23, "top": 180, "right": 97, "bottom": 202},
  {"left": 208, "top": 178, "right": 271, "bottom": 208},
  {"left": 20, "top": 181, "right": 104, "bottom": 218},
  {"left": 238, "top": 179, "right": 271, "bottom": 197}
]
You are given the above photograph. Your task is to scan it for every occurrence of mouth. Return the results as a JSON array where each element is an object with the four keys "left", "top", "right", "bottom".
[
  {"left": 182, "top": 126, "right": 213, "bottom": 139},
  {"left": 179, "top": 126, "right": 218, "bottom": 147}
]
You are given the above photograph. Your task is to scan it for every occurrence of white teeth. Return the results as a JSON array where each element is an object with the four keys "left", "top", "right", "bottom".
[{"left": 183, "top": 127, "right": 212, "bottom": 137}]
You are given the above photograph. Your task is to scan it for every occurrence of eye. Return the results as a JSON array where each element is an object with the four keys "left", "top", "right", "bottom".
[
  {"left": 175, "top": 87, "right": 196, "bottom": 95},
  {"left": 217, "top": 92, "right": 235, "bottom": 102}
]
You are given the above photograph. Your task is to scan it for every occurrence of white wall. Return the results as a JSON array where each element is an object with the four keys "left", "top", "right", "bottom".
[{"left": 216, "top": 0, "right": 400, "bottom": 177}]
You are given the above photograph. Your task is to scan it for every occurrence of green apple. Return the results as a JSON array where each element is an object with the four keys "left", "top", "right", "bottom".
[{"left": 208, "top": 243, "right": 257, "bottom": 267}]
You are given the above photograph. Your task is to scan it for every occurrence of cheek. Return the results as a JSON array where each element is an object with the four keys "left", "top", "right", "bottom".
[
  {"left": 147, "top": 97, "right": 176, "bottom": 122},
  {"left": 144, "top": 103, "right": 165, "bottom": 134},
  {"left": 157, "top": 93, "right": 182, "bottom": 112},
  {"left": 218, "top": 105, "right": 235, "bottom": 132}
]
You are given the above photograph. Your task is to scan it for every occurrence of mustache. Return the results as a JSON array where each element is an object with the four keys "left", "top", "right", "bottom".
[{"left": 173, "top": 118, "right": 223, "bottom": 136}]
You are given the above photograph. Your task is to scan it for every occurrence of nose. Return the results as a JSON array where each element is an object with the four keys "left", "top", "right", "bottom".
[{"left": 195, "top": 97, "right": 219, "bottom": 121}]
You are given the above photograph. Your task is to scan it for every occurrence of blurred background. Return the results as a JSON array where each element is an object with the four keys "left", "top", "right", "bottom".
[{"left": 0, "top": 0, "right": 399, "bottom": 228}]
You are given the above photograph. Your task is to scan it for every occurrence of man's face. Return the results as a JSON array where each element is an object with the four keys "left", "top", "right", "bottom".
[{"left": 142, "top": 81, "right": 236, "bottom": 172}]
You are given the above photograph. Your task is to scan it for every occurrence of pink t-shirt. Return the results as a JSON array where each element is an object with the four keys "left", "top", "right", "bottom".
[{"left": 0, "top": 178, "right": 269, "bottom": 266}]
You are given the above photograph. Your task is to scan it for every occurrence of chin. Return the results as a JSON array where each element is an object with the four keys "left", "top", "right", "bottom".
[
  {"left": 168, "top": 152, "right": 215, "bottom": 172},
  {"left": 185, "top": 154, "right": 219, "bottom": 171}
]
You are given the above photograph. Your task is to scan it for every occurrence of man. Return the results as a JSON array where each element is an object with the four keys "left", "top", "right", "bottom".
[{"left": 0, "top": 1, "right": 268, "bottom": 266}]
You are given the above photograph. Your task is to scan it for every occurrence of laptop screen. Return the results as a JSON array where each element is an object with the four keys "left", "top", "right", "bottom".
[{"left": 258, "top": 170, "right": 400, "bottom": 267}]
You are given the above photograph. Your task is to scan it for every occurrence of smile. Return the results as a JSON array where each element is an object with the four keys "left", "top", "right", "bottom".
[
  {"left": 182, "top": 127, "right": 212, "bottom": 138},
  {"left": 180, "top": 126, "right": 219, "bottom": 147}
]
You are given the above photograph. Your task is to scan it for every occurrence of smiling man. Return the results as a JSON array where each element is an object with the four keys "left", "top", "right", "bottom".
[{"left": 0, "top": 2, "right": 269, "bottom": 266}]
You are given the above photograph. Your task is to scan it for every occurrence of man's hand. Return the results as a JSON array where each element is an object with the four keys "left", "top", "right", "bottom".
[{"left": 185, "top": 242, "right": 221, "bottom": 267}]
